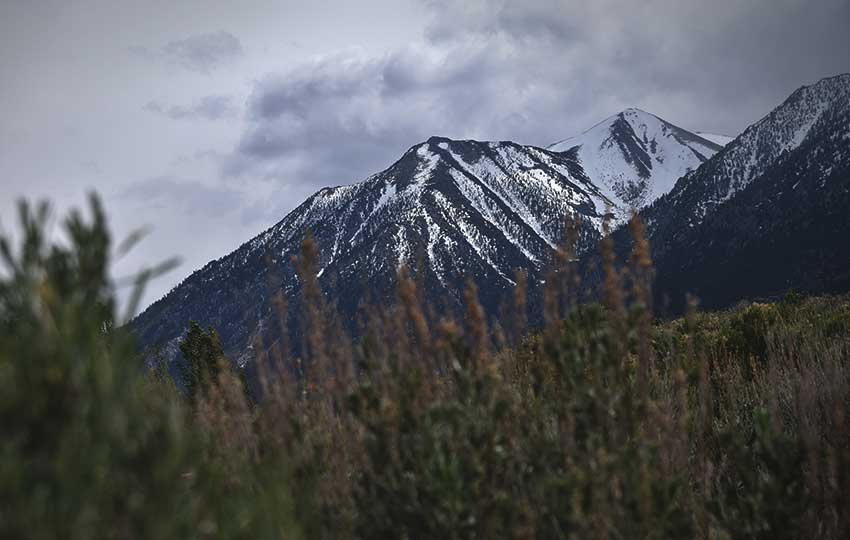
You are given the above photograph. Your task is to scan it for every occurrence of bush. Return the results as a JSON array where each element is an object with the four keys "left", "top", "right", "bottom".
[
  {"left": 0, "top": 197, "right": 306, "bottom": 539},
  {"left": 2, "top": 198, "right": 848, "bottom": 538}
]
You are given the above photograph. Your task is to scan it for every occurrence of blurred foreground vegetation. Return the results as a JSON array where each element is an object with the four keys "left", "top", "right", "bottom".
[{"left": 1, "top": 196, "right": 848, "bottom": 539}]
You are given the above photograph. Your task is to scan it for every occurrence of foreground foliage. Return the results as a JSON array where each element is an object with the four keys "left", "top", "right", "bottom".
[{"left": 1, "top": 197, "right": 848, "bottom": 538}]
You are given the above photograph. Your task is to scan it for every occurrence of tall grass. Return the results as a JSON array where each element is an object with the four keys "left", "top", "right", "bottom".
[{"left": 1, "top": 197, "right": 848, "bottom": 538}]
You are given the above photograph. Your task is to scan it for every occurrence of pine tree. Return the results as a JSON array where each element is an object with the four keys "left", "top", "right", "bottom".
[{"left": 179, "top": 321, "right": 226, "bottom": 401}]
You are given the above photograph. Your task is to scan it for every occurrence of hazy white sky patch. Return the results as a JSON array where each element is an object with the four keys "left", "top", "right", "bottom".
[{"left": 144, "top": 95, "right": 238, "bottom": 121}]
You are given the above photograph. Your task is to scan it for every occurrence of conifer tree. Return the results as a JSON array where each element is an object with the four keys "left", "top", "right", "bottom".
[{"left": 179, "top": 321, "right": 226, "bottom": 401}]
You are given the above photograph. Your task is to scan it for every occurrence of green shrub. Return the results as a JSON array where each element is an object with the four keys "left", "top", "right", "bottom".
[
  {"left": 0, "top": 197, "right": 307, "bottom": 539},
  {"left": 2, "top": 197, "right": 848, "bottom": 539}
]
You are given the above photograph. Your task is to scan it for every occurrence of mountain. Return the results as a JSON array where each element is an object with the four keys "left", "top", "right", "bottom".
[
  {"left": 612, "top": 74, "right": 850, "bottom": 314},
  {"left": 130, "top": 104, "right": 779, "bottom": 368},
  {"left": 696, "top": 132, "right": 735, "bottom": 147},
  {"left": 134, "top": 137, "right": 617, "bottom": 366},
  {"left": 548, "top": 108, "right": 722, "bottom": 213}
]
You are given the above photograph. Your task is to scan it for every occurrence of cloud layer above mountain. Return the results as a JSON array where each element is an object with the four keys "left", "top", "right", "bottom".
[
  {"left": 1, "top": 0, "right": 846, "bottom": 310},
  {"left": 224, "top": 0, "right": 849, "bottom": 197}
]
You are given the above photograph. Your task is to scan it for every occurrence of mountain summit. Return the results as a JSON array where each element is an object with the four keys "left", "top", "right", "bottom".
[
  {"left": 132, "top": 110, "right": 732, "bottom": 367},
  {"left": 549, "top": 108, "right": 721, "bottom": 212},
  {"left": 134, "top": 137, "right": 617, "bottom": 365},
  {"left": 612, "top": 74, "right": 850, "bottom": 313}
]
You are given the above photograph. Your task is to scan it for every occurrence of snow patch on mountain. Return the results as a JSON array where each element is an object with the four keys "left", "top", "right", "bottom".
[
  {"left": 696, "top": 132, "right": 735, "bottom": 147},
  {"left": 672, "top": 74, "right": 850, "bottom": 213},
  {"left": 549, "top": 108, "right": 721, "bottom": 215},
  {"left": 637, "top": 73, "right": 850, "bottom": 245},
  {"left": 132, "top": 108, "right": 743, "bottom": 368}
]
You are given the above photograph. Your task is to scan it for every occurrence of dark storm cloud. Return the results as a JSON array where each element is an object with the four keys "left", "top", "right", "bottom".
[
  {"left": 144, "top": 95, "right": 237, "bottom": 121},
  {"left": 224, "top": 0, "right": 848, "bottom": 197},
  {"left": 132, "top": 31, "right": 243, "bottom": 74}
]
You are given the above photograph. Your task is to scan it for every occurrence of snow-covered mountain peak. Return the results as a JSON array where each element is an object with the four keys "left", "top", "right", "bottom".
[
  {"left": 133, "top": 135, "right": 621, "bottom": 365},
  {"left": 132, "top": 77, "right": 850, "bottom": 369},
  {"left": 548, "top": 109, "right": 721, "bottom": 213},
  {"left": 134, "top": 112, "right": 733, "bottom": 365},
  {"left": 621, "top": 73, "right": 850, "bottom": 314},
  {"left": 663, "top": 73, "right": 850, "bottom": 218}
]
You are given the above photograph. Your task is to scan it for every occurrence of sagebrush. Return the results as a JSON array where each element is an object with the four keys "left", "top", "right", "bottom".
[{"left": 1, "top": 196, "right": 847, "bottom": 539}]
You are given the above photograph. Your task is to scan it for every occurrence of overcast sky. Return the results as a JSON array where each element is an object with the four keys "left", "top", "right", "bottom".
[{"left": 1, "top": 0, "right": 848, "bottom": 312}]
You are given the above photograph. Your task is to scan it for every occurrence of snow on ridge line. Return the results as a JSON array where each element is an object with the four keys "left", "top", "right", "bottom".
[
  {"left": 547, "top": 108, "right": 722, "bottom": 214},
  {"left": 240, "top": 124, "right": 707, "bottom": 287},
  {"left": 432, "top": 189, "right": 516, "bottom": 286},
  {"left": 447, "top": 147, "right": 557, "bottom": 250},
  {"left": 447, "top": 166, "right": 543, "bottom": 265},
  {"left": 660, "top": 75, "right": 849, "bottom": 226},
  {"left": 547, "top": 108, "right": 665, "bottom": 153},
  {"left": 696, "top": 132, "right": 735, "bottom": 147},
  {"left": 350, "top": 182, "right": 398, "bottom": 243}
]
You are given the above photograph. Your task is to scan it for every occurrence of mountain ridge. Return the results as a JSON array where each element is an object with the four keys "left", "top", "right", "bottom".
[
  {"left": 641, "top": 73, "right": 849, "bottom": 243},
  {"left": 133, "top": 108, "right": 718, "bottom": 367},
  {"left": 131, "top": 72, "right": 850, "bottom": 370},
  {"left": 605, "top": 73, "right": 850, "bottom": 313},
  {"left": 134, "top": 136, "right": 613, "bottom": 365}
]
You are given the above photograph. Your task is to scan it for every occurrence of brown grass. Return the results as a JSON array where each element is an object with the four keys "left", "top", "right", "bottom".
[{"left": 180, "top": 215, "right": 850, "bottom": 538}]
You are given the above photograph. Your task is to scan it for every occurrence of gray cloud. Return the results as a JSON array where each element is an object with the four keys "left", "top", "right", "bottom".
[
  {"left": 164, "top": 30, "right": 243, "bottom": 73},
  {"left": 122, "top": 175, "right": 245, "bottom": 217},
  {"left": 145, "top": 95, "right": 237, "bottom": 120},
  {"left": 2, "top": 0, "right": 846, "bottom": 311},
  {"left": 80, "top": 160, "right": 103, "bottom": 175},
  {"left": 224, "top": 0, "right": 848, "bottom": 197},
  {"left": 132, "top": 30, "right": 244, "bottom": 74}
]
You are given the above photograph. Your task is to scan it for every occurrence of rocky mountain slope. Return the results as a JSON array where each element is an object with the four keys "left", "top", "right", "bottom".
[
  {"left": 134, "top": 137, "right": 618, "bottom": 364},
  {"left": 134, "top": 88, "right": 833, "bottom": 367},
  {"left": 610, "top": 74, "right": 850, "bottom": 313},
  {"left": 134, "top": 109, "right": 718, "bottom": 365}
]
